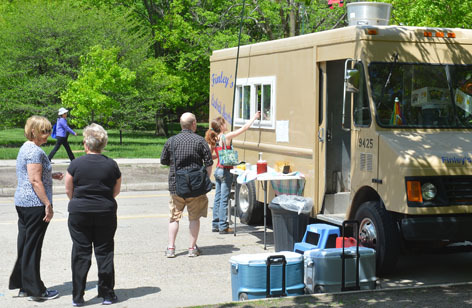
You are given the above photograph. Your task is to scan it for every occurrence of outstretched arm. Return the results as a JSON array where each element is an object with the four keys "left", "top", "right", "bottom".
[{"left": 225, "top": 111, "right": 260, "bottom": 144}]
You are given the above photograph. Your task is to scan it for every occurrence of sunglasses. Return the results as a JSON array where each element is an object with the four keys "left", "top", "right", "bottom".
[{"left": 41, "top": 129, "right": 51, "bottom": 135}]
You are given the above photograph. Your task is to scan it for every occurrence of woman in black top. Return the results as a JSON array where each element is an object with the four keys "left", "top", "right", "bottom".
[{"left": 65, "top": 123, "right": 121, "bottom": 306}]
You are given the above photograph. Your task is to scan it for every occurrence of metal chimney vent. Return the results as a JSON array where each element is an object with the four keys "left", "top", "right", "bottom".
[{"left": 347, "top": 2, "right": 392, "bottom": 26}]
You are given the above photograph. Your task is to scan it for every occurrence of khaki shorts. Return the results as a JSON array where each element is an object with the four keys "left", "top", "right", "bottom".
[{"left": 169, "top": 194, "right": 208, "bottom": 222}]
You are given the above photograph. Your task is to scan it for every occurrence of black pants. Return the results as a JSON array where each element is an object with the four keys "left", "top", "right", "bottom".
[
  {"left": 48, "top": 136, "right": 75, "bottom": 161},
  {"left": 9, "top": 206, "right": 49, "bottom": 297},
  {"left": 68, "top": 212, "right": 117, "bottom": 302}
]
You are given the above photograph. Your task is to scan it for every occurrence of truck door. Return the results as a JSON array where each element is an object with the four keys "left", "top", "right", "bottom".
[
  {"left": 317, "top": 60, "right": 351, "bottom": 223},
  {"left": 317, "top": 63, "right": 327, "bottom": 213},
  {"left": 325, "top": 60, "right": 351, "bottom": 195}
]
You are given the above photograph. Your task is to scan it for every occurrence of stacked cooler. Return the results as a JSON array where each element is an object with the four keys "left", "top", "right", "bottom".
[
  {"left": 229, "top": 222, "right": 377, "bottom": 301},
  {"left": 303, "top": 247, "right": 377, "bottom": 293},
  {"left": 302, "top": 221, "right": 377, "bottom": 293},
  {"left": 229, "top": 251, "right": 305, "bottom": 301}
]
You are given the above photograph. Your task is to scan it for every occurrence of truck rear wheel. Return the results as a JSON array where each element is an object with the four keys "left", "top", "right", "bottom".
[
  {"left": 235, "top": 181, "right": 263, "bottom": 225},
  {"left": 355, "top": 201, "right": 400, "bottom": 275}
]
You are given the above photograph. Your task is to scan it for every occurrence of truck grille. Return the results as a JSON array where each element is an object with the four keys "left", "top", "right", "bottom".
[
  {"left": 444, "top": 176, "right": 472, "bottom": 204},
  {"left": 406, "top": 175, "right": 472, "bottom": 207}
]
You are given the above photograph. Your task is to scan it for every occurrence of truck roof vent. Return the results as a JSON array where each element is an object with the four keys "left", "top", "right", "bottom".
[{"left": 347, "top": 2, "right": 392, "bottom": 26}]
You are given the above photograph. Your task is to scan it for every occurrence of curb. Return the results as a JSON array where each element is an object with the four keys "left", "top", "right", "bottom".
[{"left": 0, "top": 182, "right": 169, "bottom": 198}]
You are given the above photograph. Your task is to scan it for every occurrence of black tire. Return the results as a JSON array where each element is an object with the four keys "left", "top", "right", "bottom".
[
  {"left": 354, "top": 201, "right": 401, "bottom": 275},
  {"left": 235, "top": 181, "right": 263, "bottom": 225}
]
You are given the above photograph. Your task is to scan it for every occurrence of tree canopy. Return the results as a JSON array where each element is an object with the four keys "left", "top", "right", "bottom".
[{"left": 1, "top": 0, "right": 471, "bottom": 133}]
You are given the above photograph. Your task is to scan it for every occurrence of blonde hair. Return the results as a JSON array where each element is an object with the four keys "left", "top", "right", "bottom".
[
  {"left": 205, "top": 116, "right": 225, "bottom": 148},
  {"left": 83, "top": 123, "right": 108, "bottom": 153},
  {"left": 24, "top": 115, "right": 52, "bottom": 141}
]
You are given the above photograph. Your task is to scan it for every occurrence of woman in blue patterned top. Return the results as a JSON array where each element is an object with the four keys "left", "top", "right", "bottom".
[{"left": 9, "top": 115, "right": 64, "bottom": 301}]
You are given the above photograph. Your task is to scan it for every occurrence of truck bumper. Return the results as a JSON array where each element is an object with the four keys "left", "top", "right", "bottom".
[{"left": 401, "top": 216, "right": 472, "bottom": 241}]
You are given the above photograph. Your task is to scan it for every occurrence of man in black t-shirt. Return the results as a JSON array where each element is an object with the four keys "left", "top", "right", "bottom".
[{"left": 161, "top": 112, "right": 213, "bottom": 258}]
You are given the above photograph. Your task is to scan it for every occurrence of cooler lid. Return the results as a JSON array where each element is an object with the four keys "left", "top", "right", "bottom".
[
  {"left": 304, "top": 247, "right": 376, "bottom": 258},
  {"left": 230, "top": 251, "right": 302, "bottom": 265}
]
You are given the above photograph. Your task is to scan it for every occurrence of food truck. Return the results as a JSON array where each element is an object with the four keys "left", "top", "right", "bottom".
[{"left": 208, "top": 2, "right": 472, "bottom": 274}]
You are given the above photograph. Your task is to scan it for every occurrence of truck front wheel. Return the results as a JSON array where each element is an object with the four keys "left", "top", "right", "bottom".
[
  {"left": 235, "top": 181, "right": 263, "bottom": 225},
  {"left": 355, "top": 201, "right": 400, "bottom": 275}
]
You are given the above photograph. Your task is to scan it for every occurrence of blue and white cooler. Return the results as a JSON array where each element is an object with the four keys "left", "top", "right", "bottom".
[
  {"left": 304, "top": 247, "right": 377, "bottom": 293},
  {"left": 229, "top": 251, "right": 305, "bottom": 301}
]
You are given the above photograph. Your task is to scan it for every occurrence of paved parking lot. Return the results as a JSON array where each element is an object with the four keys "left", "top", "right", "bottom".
[
  {"left": 0, "top": 190, "right": 276, "bottom": 307},
  {"left": 1, "top": 159, "right": 472, "bottom": 307},
  {"left": 0, "top": 159, "right": 277, "bottom": 307}
]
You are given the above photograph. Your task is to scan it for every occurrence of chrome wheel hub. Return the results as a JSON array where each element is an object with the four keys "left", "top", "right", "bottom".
[
  {"left": 238, "top": 184, "right": 249, "bottom": 213},
  {"left": 359, "top": 217, "right": 377, "bottom": 248}
]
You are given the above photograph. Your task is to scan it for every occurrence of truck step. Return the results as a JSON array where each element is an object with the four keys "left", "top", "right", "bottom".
[
  {"left": 316, "top": 214, "right": 346, "bottom": 226},
  {"left": 323, "top": 192, "right": 350, "bottom": 214}
]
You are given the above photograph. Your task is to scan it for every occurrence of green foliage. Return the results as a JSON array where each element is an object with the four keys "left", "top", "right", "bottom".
[
  {"left": 131, "top": 58, "right": 185, "bottom": 127},
  {"left": 380, "top": 0, "right": 472, "bottom": 28},
  {"left": 61, "top": 45, "right": 137, "bottom": 127},
  {"left": 0, "top": 0, "right": 150, "bottom": 127},
  {"left": 3, "top": 0, "right": 472, "bottom": 133}
]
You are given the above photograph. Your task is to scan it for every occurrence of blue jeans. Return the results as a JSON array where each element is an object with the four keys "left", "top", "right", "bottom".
[{"left": 213, "top": 167, "right": 233, "bottom": 231}]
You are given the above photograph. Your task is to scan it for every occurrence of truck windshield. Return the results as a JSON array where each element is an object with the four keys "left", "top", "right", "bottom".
[{"left": 369, "top": 62, "right": 472, "bottom": 128}]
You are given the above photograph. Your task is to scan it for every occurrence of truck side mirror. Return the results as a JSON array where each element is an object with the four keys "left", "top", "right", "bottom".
[{"left": 345, "top": 69, "right": 360, "bottom": 93}]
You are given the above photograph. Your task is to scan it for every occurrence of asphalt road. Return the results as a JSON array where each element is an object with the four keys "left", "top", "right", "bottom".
[
  {"left": 0, "top": 190, "right": 276, "bottom": 307},
  {"left": 1, "top": 190, "right": 472, "bottom": 308}
]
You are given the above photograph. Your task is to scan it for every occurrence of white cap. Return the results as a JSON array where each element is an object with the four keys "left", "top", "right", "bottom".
[{"left": 58, "top": 107, "right": 69, "bottom": 115}]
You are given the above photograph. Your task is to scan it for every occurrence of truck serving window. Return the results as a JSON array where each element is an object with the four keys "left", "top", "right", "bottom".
[
  {"left": 235, "top": 76, "right": 275, "bottom": 129},
  {"left": 369, "top": 62, "right": 472, "bottom": 128}
]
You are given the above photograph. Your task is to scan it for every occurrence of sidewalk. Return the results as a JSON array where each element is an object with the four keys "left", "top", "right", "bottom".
[{"left": 0, "top": 158, "right": 168, "bottom": 197}]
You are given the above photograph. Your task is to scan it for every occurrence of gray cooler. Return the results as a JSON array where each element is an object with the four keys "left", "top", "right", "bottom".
[{"left": 304, "top": 247, "right": 376, "bottom": 293}]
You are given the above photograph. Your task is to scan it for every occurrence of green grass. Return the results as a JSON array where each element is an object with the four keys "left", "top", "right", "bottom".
[
  {"left": 0, "top": 126, "right": 206, "bottom": 160},
  {"left": 0, "top": 123, "right": 209, "bottom": 160}
]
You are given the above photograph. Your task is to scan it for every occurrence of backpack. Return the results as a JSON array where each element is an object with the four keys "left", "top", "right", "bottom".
[{"left": 51, "top": 123, "right": 57, "bottom": 139}]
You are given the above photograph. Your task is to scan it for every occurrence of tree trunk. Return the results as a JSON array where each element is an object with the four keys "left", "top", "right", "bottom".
[
  {"left": 155, "top": 112, "right": 167, "bottom": 136},
  {"left": 142, "top": 0, "right": 163, "bottom": 58},
  {"left": 289, "top": 0, "right": 296, "bottom": 37}
]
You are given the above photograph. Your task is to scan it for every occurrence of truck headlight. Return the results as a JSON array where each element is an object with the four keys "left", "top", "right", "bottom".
[{"left": 421, "top": 182, "right": 437, "bottom": 200}]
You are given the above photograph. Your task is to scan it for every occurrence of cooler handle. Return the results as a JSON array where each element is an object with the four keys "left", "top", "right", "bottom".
[
  {"left": 231, "top": 263, "right": 238, "bottom": 274},
  {"left": 341, "top": 220, "right": 361, "bottom": 292},
  {"left": 266, "top": 255, "right": 287, "bottom": 298}
]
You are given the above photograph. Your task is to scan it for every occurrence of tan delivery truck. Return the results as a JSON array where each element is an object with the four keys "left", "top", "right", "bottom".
[{"left": 209, "top": 8, "right": 472, "bottom": 274}]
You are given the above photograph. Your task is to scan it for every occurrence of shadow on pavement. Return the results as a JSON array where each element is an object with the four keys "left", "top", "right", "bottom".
[
  {"left": 49, "top": 281, "right": 160, "bottom": 304},
  {"left": 115, "top": 286, "right": 161, "bottom": 301},
  {"left": 199, "top": 244, "right": 242, "bottom": 256},
  {"left": 171, "top": 244, "right": 242, "bottom": 257},
  {"left": 249, "top": 230, "right": 274, "bottom": 247}
]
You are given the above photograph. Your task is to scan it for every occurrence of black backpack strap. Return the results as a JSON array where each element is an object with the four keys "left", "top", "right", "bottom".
[{"left": 171, "top": 136, "right": 178, "bottom": 172}]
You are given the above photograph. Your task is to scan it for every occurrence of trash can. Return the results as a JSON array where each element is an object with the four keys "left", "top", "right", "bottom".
[{"left": 269, "top": 195, "right": 312, "bottom": 252}]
